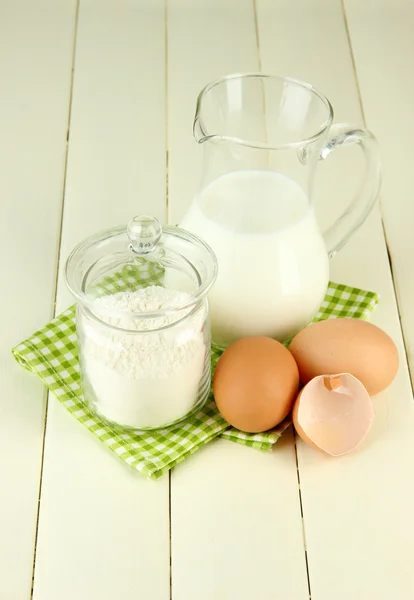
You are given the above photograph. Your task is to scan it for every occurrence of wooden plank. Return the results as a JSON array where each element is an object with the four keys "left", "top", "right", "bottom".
[
  {"left": 32, "top": 2, "right": 170, "bottom": 599},
  {"left": 167, "top": 0, "right": 260, "bottom": 226},
  {"left": 0, "top": 1, "right": 76, "bottom": 598},
  {"left": 172, "top": 434, "right": 310, "bottom": 600},
  {"left": 168, "top": 2, "right": 310, "bottom": 599},
  {"left": 257, "top": 1, "right": 414, "bottom": 598},
  {"left": 343, "top": 0, "right": 414, "bottom": 376}
]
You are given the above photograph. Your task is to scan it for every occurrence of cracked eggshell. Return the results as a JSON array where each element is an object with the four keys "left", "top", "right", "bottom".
[
  {"left": 292, "top": 373, "right": 374, "bottom": 456},
  {"left": 288, "top": 318, "right": 399, "bottom": 395}
]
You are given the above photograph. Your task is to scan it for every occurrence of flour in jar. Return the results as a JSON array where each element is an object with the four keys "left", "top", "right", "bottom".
[{"left": 80, "top": 286, "right": 207, "bottom": 429}]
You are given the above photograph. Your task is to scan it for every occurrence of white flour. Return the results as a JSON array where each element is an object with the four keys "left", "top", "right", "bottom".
[{"left": 80, "top": 286, "right": 206, "bottom": 429}]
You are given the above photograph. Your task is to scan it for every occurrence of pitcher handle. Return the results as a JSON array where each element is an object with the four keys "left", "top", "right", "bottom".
[{"left": 320, "top": 124, "right": 382, "bottom": 257}]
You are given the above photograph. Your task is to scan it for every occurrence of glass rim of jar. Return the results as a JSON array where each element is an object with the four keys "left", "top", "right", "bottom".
[
  {"left": 194, "top": 72, "right": 334, "bottom": 150},
  {"left": 64, "top": 224, "right": 218, "bottom": 321}
]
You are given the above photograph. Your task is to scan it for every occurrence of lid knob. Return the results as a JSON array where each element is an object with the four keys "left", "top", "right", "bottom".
[{"left": 127, "top": 215, "right": 162, "bottom": 255}]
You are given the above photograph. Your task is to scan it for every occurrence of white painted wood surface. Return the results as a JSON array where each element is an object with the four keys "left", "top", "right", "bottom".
[
  {"left": 0, "top": 1, "right": 76, "bottom": 598},
  {"left": 1, "top": 1, "right": 413, "bottom": 599}
]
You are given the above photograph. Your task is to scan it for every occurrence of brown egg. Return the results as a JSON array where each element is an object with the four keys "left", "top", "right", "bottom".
[
  {"left": 288, "top": 318, "right": 399, "bottom": 395},
  {"left": 293, "top": 373, "right": 374, "bottom": 456},
  {"left": 213, "top": 336, "right": 299, "bottom": 433}
]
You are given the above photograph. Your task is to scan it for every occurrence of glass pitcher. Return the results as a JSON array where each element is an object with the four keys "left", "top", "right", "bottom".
[{"left": 180, "top": 73, "right": 381, "bottom": 348}]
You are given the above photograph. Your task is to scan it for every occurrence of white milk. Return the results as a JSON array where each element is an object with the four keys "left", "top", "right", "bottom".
[{"left": 180, "top": 170, "right": 329, "bottom": 346}]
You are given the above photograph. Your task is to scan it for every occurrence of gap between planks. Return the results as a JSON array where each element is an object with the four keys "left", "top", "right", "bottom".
[
  {"left": 165, "top": 0, "right": 170, "bottom": 225},
  {"left": 340, "top": 0, "right": 414, "bottom": 394},
  {"left": 294, "top": 431, "right": 313, "bottom": 600},
  {"left": 30, "top": 1, "right": 81, "bottom": 595},
  {"left": 253, "top": 0, "right": 313, "bottom": 595},
  {"left": 165, "top": 3, "right": 173, "bottom": 600}
]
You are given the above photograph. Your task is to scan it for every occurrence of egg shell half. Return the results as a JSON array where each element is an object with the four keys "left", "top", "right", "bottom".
[
  {"left": 213, "top": 336, "right": 299, "bottom": 433},
  {"left": 288, "top": 318, "right": 399, "bottom": 395},
  {"left": 293, "top": 373, "right": 374, "bottom": 456}
]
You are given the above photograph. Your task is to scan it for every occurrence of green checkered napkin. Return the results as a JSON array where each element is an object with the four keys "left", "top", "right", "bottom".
[{"left": 12, "top": 263, "right": 378, "bottom": 479}]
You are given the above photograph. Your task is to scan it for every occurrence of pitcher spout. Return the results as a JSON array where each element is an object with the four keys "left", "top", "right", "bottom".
[{"left": 193, "top": 116, "right": 208, "bottom": 144}]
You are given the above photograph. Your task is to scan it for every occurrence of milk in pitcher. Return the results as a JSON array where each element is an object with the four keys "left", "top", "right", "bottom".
[{"left": 180, "top": 170, "right": 329, "bottom": 346}]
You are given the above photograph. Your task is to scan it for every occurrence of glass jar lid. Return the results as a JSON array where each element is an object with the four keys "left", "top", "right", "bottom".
[{"left": 64, "top": 214, "right": 218, "bottom": 320}]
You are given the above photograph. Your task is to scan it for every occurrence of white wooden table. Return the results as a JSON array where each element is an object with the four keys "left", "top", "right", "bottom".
[{"left": 2, "top": 1, "right": 414, "bottom": 598}]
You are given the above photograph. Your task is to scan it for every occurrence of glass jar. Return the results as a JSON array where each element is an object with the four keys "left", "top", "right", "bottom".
[{"left": 64, "top": 215, "right": 217, "bottom": 431}]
